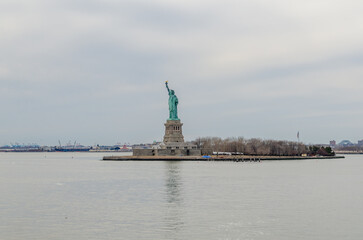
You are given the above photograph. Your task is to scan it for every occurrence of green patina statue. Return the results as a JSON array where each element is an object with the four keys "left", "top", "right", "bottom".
[{"left": 165, "top": 81, "right": 179, "bottom": 120}]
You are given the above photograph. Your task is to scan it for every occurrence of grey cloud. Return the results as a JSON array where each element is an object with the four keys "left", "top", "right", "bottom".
[{"left": 1, "top": 0, "right": 363, "bottom": 145}]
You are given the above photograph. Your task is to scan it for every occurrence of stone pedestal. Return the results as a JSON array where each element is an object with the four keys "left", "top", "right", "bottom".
[
  {"left": 132, "top": 119, "right": 201, "bottom": 157},
  {"left": 163, "top": 120, "right": 184, "bottom": 143}
]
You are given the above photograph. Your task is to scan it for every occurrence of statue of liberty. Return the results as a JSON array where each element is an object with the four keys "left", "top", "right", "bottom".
[{"left": 165, "top": 81, "right": 179, "bottom": 120}]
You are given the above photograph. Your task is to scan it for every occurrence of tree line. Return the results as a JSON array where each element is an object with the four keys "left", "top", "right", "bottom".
[
  {"left": 333, "top": 145, "right": 363, "bottom": 152},
  {"left": 193, "top": 137, "right": 334, "bottom": 156}
]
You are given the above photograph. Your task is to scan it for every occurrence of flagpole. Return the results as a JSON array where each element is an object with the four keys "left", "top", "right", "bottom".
[{"left": 297, "top": 131, "right": 300, "bottom": 155}]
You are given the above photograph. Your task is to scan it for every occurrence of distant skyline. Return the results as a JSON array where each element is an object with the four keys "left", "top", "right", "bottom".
[{"left": 1, "top": 0, "right": 363, "bottom": 146}]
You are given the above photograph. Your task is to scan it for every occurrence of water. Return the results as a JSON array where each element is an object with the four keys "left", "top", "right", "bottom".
[{"left": 0, "top": 152, "right": 362, "bottom": 240}]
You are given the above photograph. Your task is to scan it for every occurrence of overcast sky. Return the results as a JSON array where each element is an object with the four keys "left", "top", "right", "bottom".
[{"left": 1, "top": 0, "right": 363, "bottom": 146}]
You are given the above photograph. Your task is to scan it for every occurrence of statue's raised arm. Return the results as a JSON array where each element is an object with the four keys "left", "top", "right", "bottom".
[{"left": 165, "top": 81, "right": 170, "bottom": 94}]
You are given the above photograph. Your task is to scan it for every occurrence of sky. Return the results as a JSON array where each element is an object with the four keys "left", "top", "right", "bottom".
[{"left": 1, "top": 0, "right": 363, "bottom": 146}]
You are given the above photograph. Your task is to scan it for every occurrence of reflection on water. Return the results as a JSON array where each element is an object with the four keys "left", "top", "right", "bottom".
[
  {"left": 165, "top": 162, "right": 183, "bottom": 204},
  {"left": 163, "top": 162, "right": 184, "bottom": 236}
]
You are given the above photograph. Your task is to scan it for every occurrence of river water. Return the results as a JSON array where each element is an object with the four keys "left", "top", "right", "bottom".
[{"left": 0, "top": 152, "right": 362, "bottom": 240}]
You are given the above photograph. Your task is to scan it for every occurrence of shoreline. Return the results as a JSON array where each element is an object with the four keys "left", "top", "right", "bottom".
[
  {"left": 103, "top": 155, "right": 344, "bottom": 161},
  {"left": 334, "top": 151, "right": 363, "bottom": 154}
]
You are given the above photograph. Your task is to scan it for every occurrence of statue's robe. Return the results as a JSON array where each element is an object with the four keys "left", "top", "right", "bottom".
[{"left": 168, "top": 94, "right": 179, "bottom": 120}]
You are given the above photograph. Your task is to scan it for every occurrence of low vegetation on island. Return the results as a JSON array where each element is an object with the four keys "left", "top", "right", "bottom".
[{"left": 194, "top": 137, "right": 335, "bottom": 156}]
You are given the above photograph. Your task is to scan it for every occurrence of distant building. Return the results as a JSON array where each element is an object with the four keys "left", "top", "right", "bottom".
[
  {"left": 338, "top": 140, "right": 354, "bottom": 147},
  {"left": 329, "top": 140, "right": 336, "bottom": 147}
]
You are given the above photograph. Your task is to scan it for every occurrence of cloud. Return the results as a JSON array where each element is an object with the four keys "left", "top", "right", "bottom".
[{"left": 1, "top": 0, "right": 363, "bottom": 145}]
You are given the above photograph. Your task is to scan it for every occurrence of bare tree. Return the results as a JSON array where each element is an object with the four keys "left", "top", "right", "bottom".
[{"left": 194, "top": 136, "right": 309, "bottom": 156}]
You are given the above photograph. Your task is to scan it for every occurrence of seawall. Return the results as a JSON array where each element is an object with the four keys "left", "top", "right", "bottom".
[{"left": 103, "top": 155, "right": 344, "bottom": 161}]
